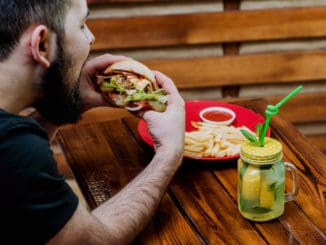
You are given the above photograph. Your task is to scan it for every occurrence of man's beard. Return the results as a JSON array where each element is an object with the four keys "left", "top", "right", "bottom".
[{"left": 33, "top": 41, "right": 85, "bottom": 126}]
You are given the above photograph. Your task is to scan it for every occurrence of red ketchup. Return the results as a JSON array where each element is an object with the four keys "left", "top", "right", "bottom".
[{"left": 203, "top": 111, "right": 233, "bottom": 122}]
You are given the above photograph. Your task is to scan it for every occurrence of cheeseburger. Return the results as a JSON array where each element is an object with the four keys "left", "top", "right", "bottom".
[{"left": 96, "top": 59, "right": 167, "bottom": 112}]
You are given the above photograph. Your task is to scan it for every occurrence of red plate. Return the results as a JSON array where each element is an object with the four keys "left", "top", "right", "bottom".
[{"left": 137, "top": 100, "right": 270, "bottom": 161}]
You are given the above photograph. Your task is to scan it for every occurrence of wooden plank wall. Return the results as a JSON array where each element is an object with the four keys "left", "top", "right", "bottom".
[{"left": 85, "top": 0, "right": 326, "bottom": 153}]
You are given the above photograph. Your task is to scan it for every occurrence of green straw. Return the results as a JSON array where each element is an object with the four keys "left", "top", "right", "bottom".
[{"left": 259, "top": 85, "right": 303, "bottom": 146}]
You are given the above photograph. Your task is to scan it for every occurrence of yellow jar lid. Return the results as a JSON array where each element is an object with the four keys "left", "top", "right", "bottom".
[{"left": 240, "top": 137, "right": 282, "bottom": 164}]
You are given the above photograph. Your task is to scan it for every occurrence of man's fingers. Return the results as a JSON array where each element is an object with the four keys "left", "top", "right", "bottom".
[
  {"left": 153, "top": 71, "right": 184, "bottom": 107},
  {"left": 153, "top": 71, "right": 179, "bottom": 94}
]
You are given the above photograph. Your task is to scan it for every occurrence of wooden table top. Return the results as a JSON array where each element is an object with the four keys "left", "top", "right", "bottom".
[{"left": 57, "top": 98, "right": 326, "bottom": 244}]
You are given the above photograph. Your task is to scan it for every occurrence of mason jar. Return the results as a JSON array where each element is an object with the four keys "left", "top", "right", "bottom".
[{"left": 238, "top": 137, "right": 298, "bottom": 222}]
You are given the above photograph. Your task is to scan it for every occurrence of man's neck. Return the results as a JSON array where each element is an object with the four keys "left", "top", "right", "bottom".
[{"left": 0, "top": 53, "right": 38, "bottom": 114}]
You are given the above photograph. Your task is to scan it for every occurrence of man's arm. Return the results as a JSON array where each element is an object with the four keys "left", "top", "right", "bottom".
[
  {"left": 92, "top": 145, "right": 183, "bottom": 243},
  {"left": 49, "top": 148, "right": 182, "bottom": 244},
  {"left": 48, "top": 69, "right": 185, "bottom": 244}
]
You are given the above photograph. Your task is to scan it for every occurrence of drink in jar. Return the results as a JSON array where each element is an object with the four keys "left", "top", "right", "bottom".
[{"left": 237, "top": 138, "right": 298, "bottom": 222}]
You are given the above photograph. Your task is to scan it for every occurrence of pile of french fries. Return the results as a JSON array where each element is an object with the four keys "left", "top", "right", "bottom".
[{"left": 184, "top": 121, "right": 254, "bottom": 158}]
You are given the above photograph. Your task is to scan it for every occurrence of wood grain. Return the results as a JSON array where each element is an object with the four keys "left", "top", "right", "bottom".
[
  {"left": 307, "top": 134, "right": 326, "bottom": 154},
  {"left": 266, "top": 92, "right": 326, "bottom": 124},
  {"left": 142, "top": 50, "right": 326, "bottom": 87},
  {"left": 169, "top": 168, "right": 267, "bottom": 244},
  {"left": 87, "top": 7, "right": 326, "bottom": 51}
]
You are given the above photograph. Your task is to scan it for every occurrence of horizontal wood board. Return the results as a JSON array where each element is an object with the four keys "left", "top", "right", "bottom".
[{"left": 88, "top": 7, "right": 326, "bottom": 50}]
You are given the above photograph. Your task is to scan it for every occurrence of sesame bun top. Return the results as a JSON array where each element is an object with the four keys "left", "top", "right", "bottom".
[{"left": 103, "top": 59, "right": 157, "bottom": 87}]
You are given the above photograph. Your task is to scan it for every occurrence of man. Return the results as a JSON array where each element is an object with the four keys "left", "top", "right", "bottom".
[{"left": 0, "top": 0, "right": 185, "bottom": 244}]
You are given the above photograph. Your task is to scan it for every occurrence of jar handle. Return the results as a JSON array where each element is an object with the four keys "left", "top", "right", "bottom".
[{"left": 284, "top": 162, "right": 299, "bottom": 203}]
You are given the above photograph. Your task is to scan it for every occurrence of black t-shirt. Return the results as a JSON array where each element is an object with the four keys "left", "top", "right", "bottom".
[{"left": 0, "top": 109, "right": 78, "bottom": 244}]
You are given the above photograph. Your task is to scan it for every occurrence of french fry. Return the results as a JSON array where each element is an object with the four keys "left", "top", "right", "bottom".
[
  {"left": 184, "top": 150, "right": 203, "bottom": 158},
  {"left": 185, "top": 131, "right": 211, "bottom": 142},
  {"left": 184, "top": 121, "right": 255, "bottom": 158},
  {"left": 184, "top": 144, "right": 206, "bottom": 153}
]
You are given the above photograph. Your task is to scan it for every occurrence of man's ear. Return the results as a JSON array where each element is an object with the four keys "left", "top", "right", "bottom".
[{"left": 31, "top": 25, "right": 56, "bottom": 68}]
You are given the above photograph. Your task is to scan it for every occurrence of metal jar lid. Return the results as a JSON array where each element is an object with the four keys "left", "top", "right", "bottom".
[{"left": 240, "top": 137, "right": 282, "bottom": 165}]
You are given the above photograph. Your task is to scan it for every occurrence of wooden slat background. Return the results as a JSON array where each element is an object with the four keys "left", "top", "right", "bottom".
[
  {"left": 88, "top": 7, "right": 326, "bottom": 51},
  {"left": 142, "top": 50, "right": 326, "bottom": 87}
]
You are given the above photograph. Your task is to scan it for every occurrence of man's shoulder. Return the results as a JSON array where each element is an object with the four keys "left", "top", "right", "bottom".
[
  {"left": 0, "top": 110, "right": 63, "bottom": 184},
  {"left": 0, "top": 109, "right": 47, "bottom": 140}
]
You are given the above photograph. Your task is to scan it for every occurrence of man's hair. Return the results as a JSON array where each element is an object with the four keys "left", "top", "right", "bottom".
[{"left": 0, "top": 0, "right": 70, "bottom": 61}]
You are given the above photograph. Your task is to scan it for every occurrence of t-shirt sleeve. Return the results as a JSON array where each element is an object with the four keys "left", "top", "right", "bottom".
[{"left": 0, "top": 126, "right": 79, "bottom": 244}]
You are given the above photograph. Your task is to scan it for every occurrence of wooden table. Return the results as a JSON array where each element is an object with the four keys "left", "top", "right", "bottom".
[{"left": 57, "top": 98, "right": 326, "bottom": 244}]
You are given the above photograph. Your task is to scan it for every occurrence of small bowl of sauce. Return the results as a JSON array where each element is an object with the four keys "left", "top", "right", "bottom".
[{"left": 199, "top": 106, "right": 236, "bottom": 126}]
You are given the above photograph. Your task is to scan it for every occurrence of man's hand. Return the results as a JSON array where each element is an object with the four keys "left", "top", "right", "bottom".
[
  {"left": 79, "top": 54, "right": 129, "bottom": 111},
  {"left": 141, "top": 71, "right": 185, "bottom": 155}
]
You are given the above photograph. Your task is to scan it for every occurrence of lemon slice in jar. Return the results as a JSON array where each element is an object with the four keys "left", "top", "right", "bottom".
[
  {"left": 260, "top": 178, "right": 275, "bottom": 208},
  {"left": 242, "top": 165, "right": 260, "bottom": 203}
]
